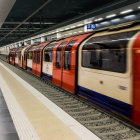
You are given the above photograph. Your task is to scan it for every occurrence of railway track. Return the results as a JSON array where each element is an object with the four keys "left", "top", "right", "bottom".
[{"left": 0, "top": 55, "right": 140, "bottom": 140}]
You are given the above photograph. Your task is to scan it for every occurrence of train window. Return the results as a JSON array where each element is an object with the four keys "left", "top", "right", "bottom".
[
  {"left": 56, "top": 42, "right": 67, "bottom": 68},
  {"left": 82, "top": 30, "right": 139, "bottom": 73},
  {"left": 44, "top": 52, "right": 53, "bottom": 62},
  {"left": 37, "top": 51, "right": 40, "bottom": 64},
  {"left": 64, "top": 40, "right": 77, "bottom": 70},
  {"left": 34, "top": 51, "right": 36, "bottom": 62},
  {"left": 44, "top": 43, "right": 58, "bottom": 62}
]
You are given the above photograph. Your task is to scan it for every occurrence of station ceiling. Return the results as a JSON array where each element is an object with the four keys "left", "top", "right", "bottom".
[{"left": 0, "top": 0, "right": 139, "bottom": 46}]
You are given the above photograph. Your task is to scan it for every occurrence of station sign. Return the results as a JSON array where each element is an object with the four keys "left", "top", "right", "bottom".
[
  {"left": 84, "top": 24, "right": 96, "bottom": 32},
  {"left": 87, "top": 24, "right": 96, "bottom": 30}
]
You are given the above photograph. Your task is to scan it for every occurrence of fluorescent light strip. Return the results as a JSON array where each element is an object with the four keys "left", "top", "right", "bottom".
[
  {"left": 120, "top": 9, "right": 133, "bottom": 14},
  {"left": 111, "top": 18, "right": 120, "bottom": 22},
  {"left": 138, "top": 6, "right": 140, "bottom": 9},
  {"left": 65, "top": 28, "right": 70, "bottom": 30},
  {"left": 85, "top": 21, "right": 92, "bottom": 24},
  {"left": 101, "top": 21, "right": 109, "bottom": 25},
  {"left": 71, "top": 26, "right": 76, "bottom": 29},
  {"left": 94, "top": 18, "right": 103, "bottom": 22},
  {"left": 106, "top": 14, "right": 116, "bottom": 18},
  {"left": 77, "top": 23, "right": 84, "bottom": 27}
]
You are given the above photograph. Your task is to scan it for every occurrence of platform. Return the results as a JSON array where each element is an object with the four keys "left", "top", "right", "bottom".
[
  {"left": 0, "top": 62, "right": 101, "bottom": 140},
  {"left": 0, "top": 89, "right": 19, "bottom": 140}
]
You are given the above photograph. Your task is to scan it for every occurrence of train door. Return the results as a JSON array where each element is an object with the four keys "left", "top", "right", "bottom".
[
  {"left": 18, "top": 51, "right": 21, "bottom": 67},
  {"left": 53, "top": 40, "right": 72, "bottom": 87},
  {"left": 32, "top": 49, "right": 37, "bottom": 75},
  {"left": 62, "top": 33, "right": 91, "bottom": 93},
  {"left": 53, "top": 34, "right": 91, "bottom": 92},
  {"left": 36, "top": 42, "right": 49, "bottom": 77},
  {"left": 23, "top": 46, "right": 31, "bottom": 69}
]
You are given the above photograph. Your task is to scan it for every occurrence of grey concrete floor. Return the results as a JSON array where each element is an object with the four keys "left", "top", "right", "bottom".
[{"left": 0, "top": 89, "right": 19, "bottom": 140}]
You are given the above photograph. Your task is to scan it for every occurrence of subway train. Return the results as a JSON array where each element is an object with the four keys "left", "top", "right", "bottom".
[{"left": 8, "top": 22, "right": 140, "bottom": 126}]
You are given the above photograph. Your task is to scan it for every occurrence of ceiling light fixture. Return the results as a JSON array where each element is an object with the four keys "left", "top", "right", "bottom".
[
  {"left": 65, "top": 28, "right": 70, "bottom": 30},
  {"left": 94, "top": 18, "right": 103, "bottom": 22},
  {"left": 85, "top": 21, "right": 92, "bottom": 24},
  {"left": 106, "top": 14, "right": 116, "bottom": 18},
  {"left": 111, "top": 18, "right": 120, "bottom": 22},
  {"left": 71, "top": 26, "right": 76, "bottom": 29},
  {"left": 77, "top": 23, "right": 84, "bottom": 27},
  {"left": 120, "top": 9, "right": 133, "bottom": 14}
]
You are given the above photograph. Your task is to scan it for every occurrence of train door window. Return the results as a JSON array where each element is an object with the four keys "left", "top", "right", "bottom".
[
  {"left": 34, "top": 51, "right": 36, "bottom": 62},
  {"left": 28, "top": 51, "right": 33, "bottom": 59},
  {"left": 64, "top": 40, "right": 77, "bottom": 70},
  {"left": 56, "top": 42, "right": 67, "bottom": 68},
  {"left": 82, "top": 30, "right": 139, "bottom": 73},
  {"left": 37, "top": 51, "right": 40, "bottom": 64},
  {"left": 44, "top": 43, "right": 58, "bottom": 62},
  {"left": 44, "top": 52, "right": 52, "bottom": 62}
]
